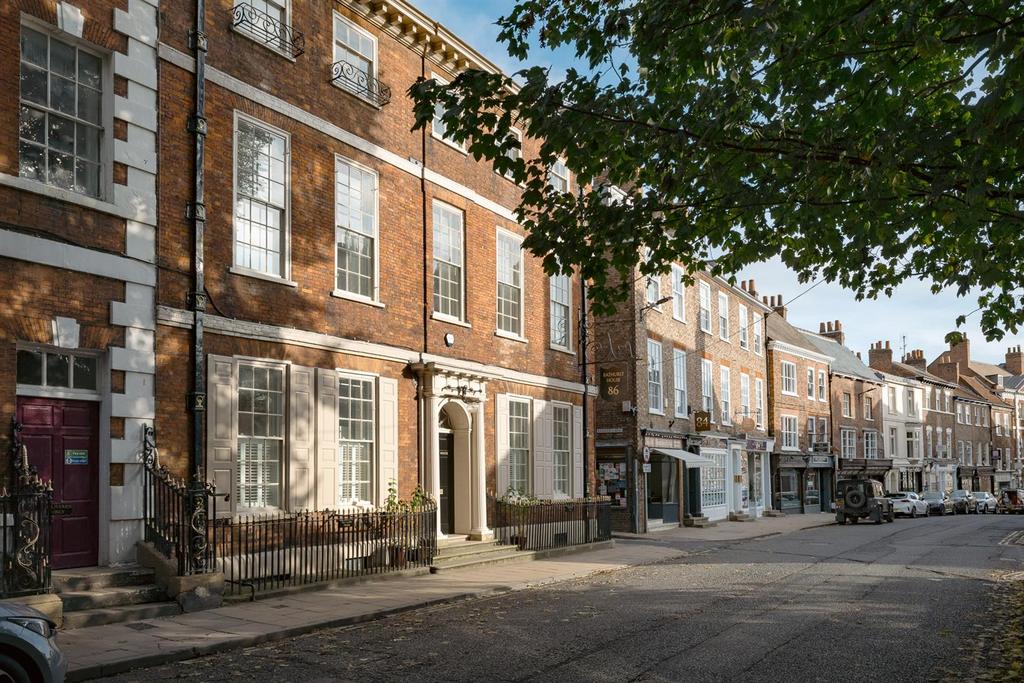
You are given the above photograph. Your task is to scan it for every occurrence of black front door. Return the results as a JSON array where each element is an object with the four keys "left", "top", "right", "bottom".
[{"left": 439, "top": 433, "right": 455, "bottom": 534}]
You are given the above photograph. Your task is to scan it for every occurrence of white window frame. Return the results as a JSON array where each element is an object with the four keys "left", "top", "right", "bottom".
[
  {"left": 648, "top": 339, "right": 664, "bottom": 415},
  {"left": 818, "top": 370, "right": 827, "bottom": 401},
  {"left": 671, "top": 264, "right": 686, "bottom": 322},
  {"left": 337, "top": 372, "right": 377, "bottom": 506},
  {"left": 233, "top": 0, "right": 295, "bottom": 58},
  {"left": 755, "top": 378, "right": 765, "bottom": 429},
  {"left": 498, "top": 127, "right": 523, "bottom": 181},
  {"left": 552, "top": 402, "right": 572, "bottom": 497},
  {"left": 864, "top": 431, "right": 878, "bottom": 459},
  {"left": 643, "top": 249, "right": 660, "bottom": 307},
  {"left": 18, "top": 21, "right": 109, "bottom": 200},
  {"left": 231, "top": 112, "right": 292, "bottom": 283},
  {"left": 720, "top": 366, "right": 731, "bottom": 425},
  {"left": 495, "top": 228, "right": 525, "bottom": 339},
  {"left": 781, "top": 361, "right": 797, "bottom": 396},
  {"left": 701, "top": 358, "right": 715, "bottom": 420},
  {"left": 717, "top": 292, "right": 729, "bottom": 340},
  {"left": 236, "top": 360, "right": 287, "bottom": 512},
  {"left": 549, "top": 273, "right": 572, "bottom": 352},
  {"left": 698, "top": 282, "right": 712, "bottom": 333},
  {"left": 842, "top": 392, "right": 852, "bottom": 418},
  {"left": 738, "top": 304, "right": 748, "bottom": 349},
  {"left": 781, "top": 415, "right": 798, "bottom": 450},
  {"left": 753, "top": 314, "right": 763, "bottom": 355},
  {"left": 432, "top": 200, "right": 466, "bottom": 322},
  {"left": 331, "top": 12, "right": 379, "bottom": 106},
  {"left": 548, "top": 157, "right": 570, "bottom": 193},
  {"left": 508, "top": 397, "right": 532, "bottom": 494},
  {"left": 740, "top": 373, "right": 750, "bottom": 418},
  {"left": 673, "top": 349, "right": 688, "bottom": 418},
  {"left": 807, "top": 416, "right": 816, "bottom": 445},
  {"left": 806, "top": 368, "right": 815, "bottom": 399},
  {"left": 430, "top": 72, "right": 467, "bottom": 152},
  {"left": 906, "top": 388, "right": 916, "bottom": 414},
  {"left": 890, "top": 427, "right": 898, "bottom": 457},
  {"left": 841, "top": 428, "right": 856, "bottom": 459},
  {"left": 864, "top": 394, "right": 873, "bottom": 420},
  {"left": 333, "top": 154, "right": 380, "bottom": 304},
  {"left": 889, "top": 386, "right": 899, "bottom": 415},
  {"left": 15, "top": 343, "right": 102, "bottom": 400}
]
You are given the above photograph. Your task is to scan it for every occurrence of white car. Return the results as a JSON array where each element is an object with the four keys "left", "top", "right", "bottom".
[
  {"left": 886, "top": 491, "right": 929, "bottom": 518},
  {"left": 974, "top": 491, "right": 998, "bottom": 513}
]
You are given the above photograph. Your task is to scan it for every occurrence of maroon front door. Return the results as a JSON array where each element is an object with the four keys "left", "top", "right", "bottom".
[{"left": 17, "top": 397, "right": 100, "bottom": 569}]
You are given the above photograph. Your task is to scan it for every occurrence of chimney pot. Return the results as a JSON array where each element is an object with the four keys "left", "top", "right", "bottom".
[
  {"left": 885, "top": 340, "right": 891, "bottom": 350},
  {"left": 827, "top": 321, "right": 834, "bottom": 332},
  {"left": 762, "top": 296, "right": 768, "bottom": 305},
  {"left": 819, "top": 322, "right": 826, "bottom": 333},
  {"left": 749, "top": 279, "right": 756, "bottom": 293},
  {"left": 741, "top": 280, "right": 747, "bottom": 291},
  {"left": 856, "top": 352, "right": 862, "bottom": 360},
  {"left": 835, "top": 320, "right": 841, "bottom": 330}
]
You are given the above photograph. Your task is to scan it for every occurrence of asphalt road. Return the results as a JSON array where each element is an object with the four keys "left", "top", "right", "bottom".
[{"left": 99, "top": 513, "right": 1024, "bottom": 683}]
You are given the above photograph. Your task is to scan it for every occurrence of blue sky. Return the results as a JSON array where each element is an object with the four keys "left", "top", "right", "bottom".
[{"left": 418, "top": 0, "right": 1020, "bottom": 367}]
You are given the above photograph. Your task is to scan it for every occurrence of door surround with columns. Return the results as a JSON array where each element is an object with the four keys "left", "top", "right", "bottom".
[{"left": 412, "top": 362, "right": 493, "bottom": 541}]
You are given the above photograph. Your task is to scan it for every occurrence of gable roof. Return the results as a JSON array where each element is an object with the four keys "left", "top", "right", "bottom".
[
  {"left": 886, "top": 360, "right": 958, "bottom": 387},
  {"left": 969, "top": 360, "right": 1011, "bottom": 379},
  {"left": 799, "top": 331, "right": 879, "bottom": 383},
  {"left": 766, "top": 315, "right": 828, "bottom": 359}
]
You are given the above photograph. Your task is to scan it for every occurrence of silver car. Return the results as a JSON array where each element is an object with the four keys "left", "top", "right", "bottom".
[
  {"left": 0, "top": 602, "right": 66, "bottom": 682},
  {"left": 974, "top": 491, "right": 998, "bottom": 513}
]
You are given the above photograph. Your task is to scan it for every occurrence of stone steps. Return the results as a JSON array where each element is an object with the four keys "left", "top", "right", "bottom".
[
  {"left": 430, "top": 539, "right": 527, "bottom": 573},
  {"left": 53, "top": 564, "right": 181, "bottom": 630}
]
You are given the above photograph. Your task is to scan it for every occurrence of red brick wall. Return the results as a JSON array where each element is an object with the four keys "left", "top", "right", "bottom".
[{"left": 0, "top": 258, "right": 125, "bottom": 460}]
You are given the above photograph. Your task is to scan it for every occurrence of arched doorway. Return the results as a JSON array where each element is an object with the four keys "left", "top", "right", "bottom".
[{"left": 438, "top": 402, "right": 472, "bottom": 535}]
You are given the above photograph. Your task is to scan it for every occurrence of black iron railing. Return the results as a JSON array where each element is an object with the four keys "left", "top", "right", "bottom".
[
  {"left": 211, "top": 504, "right": 437, "bottom": 597},
  {"left": 232, "top": 1, "right": 305, "bottom": 57},
  {"left": 142, "top": 428, "right": 216, "bottom": 576},
  {"left": 331, "top": 60, "right": 392, "bottom": 106},
  {"left": 494, "top": 499, "right": 612, "bottom": 552},
  {"left": 0, "top": 481, "right": 52, "bottom": 599}
]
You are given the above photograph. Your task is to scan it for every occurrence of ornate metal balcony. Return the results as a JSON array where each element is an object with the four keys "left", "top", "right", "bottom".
[
  {"left": 331, "top": 60, "right": 392, "bottom": 107},
  {"left": 232, "top": 2, "right": 305, "bottom": 58}
]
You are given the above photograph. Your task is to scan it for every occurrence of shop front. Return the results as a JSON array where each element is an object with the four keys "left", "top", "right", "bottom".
[
  {"left": 957, "top": 465, "right": 996, "bottom": 493},
  {"left": 596, "top": 445, "right": 634, "bottom": 532},
  {"left": 837, "top": 458, "right": 893, "bottom": 487},
  {"left": 745, "top": 437, "right": 772, "bottom": 518},
  {"left": 772, "top": 454, "right": 835, "bottom": 513}
]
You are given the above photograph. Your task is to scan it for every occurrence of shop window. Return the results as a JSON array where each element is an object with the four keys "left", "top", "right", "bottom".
[{"left": 700, "top": 453, "right": 726, "bottom": 509}]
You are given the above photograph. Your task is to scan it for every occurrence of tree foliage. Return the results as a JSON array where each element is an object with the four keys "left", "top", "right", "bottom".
[{"left": 409, "top": 0, "right": 1024, "bottom": 340}]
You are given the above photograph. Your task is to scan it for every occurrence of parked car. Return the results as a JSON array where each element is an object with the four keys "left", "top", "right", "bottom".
[
  {"left": 920, "top": 490, "right": 954, "bottom": 515},
  {"left": 0, "top": 601, "right": 66, "bottom": 683},
  {"left": 886, "top": 491, "right": 929, "bottom": 518},
  {"left": 835, "top": 478, "right": 895, "bottom": 524},
  {"left": 998, "top": 489, "right": 1024, "bottom": 514},
  {"left": 950, "top": 489, "right": 978, "bottom": 514},
  {"left": 974, "top": 491, "right": 998, "bottom": 514}
]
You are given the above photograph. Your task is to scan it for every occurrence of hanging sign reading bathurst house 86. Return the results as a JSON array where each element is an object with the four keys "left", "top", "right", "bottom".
[{"left": 599, "top": 368, "right": 625, "bottom": 400}]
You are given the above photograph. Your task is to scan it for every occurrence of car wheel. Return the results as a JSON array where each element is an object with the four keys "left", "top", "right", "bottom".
[
  {"left": 835, "top": 512, "right": 846, "bottom": 525},
  {"left": 0, "top": 653, "right": 32, "bottom": 683},
  {"left": 910, "top": 507, "right": 917, "bottom": 519}
]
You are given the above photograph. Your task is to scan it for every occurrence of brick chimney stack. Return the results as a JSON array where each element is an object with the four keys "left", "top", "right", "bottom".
[
  {"left": 819, "top": 319, "right": 845, "bottom": 346},
  {"left": 770, "top": 294, "right": 787, "bottom": 320},
  {"left": 931, "top": 353, "right": 960, "bottom": 383},
  {"left": 739, "top": 279, "right": 759, "bottom": 299},
  {"left": 903, "top": 349, "right": 927, "bottom": 372},
  {"left": 868, "top": 340, "right": 893, "bottom": 372},
  {"left": 947, "top": 333, "right": 970, "bottom": 366},
  {"left": 1007, "top": 345, "right": 1024, "bottom": 375}
]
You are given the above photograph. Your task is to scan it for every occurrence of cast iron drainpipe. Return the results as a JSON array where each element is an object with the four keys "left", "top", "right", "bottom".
[{"left": 187, "top": 0, "right": 211, "bottom": 571}]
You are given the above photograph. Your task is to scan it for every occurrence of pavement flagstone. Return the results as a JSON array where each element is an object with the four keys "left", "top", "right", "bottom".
[{"left": 61, "top": 513, "right": 835, "bottom": 681}]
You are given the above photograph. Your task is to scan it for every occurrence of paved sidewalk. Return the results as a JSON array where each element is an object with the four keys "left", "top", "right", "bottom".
[{"left": 62, "top": 513, "right": 832, "bottom": 681}]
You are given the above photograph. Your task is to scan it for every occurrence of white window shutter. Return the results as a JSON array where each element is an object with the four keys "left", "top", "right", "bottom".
[
  {"left": 315, "top": 368, "right": 339, "bottom": 510},
  {"left": 532, "top": 399, "right": 553, "bottom": 499},
  {"left": 288, "top": 365, "right": 315, "bottom": 511},
  {"left": 377, "top": 376, "right": 399, "bottom": 505},
  {"left": 572, "top": 404, "right": 584, "bottom": 498},
  {"left": 495, "top": 394, "right": 510, "bottom": 496},
  {"left": 206, "top": 355, "right": 237, "bottom": 517}
]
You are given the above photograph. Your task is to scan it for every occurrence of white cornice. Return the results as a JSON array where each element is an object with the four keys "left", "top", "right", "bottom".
[
  {"left": 157, "top": 306, "right": 593, "bottom": 395},
  {"left": 767, "top": 340, "right": 833, "bottom": 365}
]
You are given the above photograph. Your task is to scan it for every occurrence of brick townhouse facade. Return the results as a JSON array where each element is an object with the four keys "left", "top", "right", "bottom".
[
  {"left": 898, "top": 350, "right": 959, "bottom": 492},
  {"left": 154, "top": 0, "right": 594, "bottom": 544},
  {"left": 764, "top": 299, "right": 834, "bottom": 514},
  {"left": 1, "top": 1, "right": 160, "bottom": 567},
  {"left": 1, "top": 0, "right": 596, "bottom": 572},
  {"left": 593, "top": 268, "right": 771, "bottom": 532},
  {"left": 801, "top": 322, "right": 889, "bottom": 486}
]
